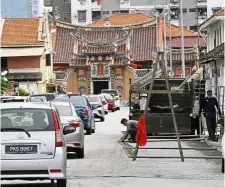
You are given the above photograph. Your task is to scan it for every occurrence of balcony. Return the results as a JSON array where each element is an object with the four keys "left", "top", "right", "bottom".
[{"left": 197, "top": 0, "right": 207, "bottom": 8}]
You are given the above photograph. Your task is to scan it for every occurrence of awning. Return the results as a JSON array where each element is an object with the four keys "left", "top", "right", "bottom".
[
  {"left": 1, "top": 47, "right": 44, "bottom": 57},
  {"left": 6, "top": 72, "right": 42, "bottom": 81}
]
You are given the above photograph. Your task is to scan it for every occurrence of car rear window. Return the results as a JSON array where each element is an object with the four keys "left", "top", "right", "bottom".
[
  {"left": 31, "top": 94, "right": 55, "bottom": 101},
  {"left": 69, "top": 96, "right": 86, "bottom": 106},
  {"left": 87, "top": 96, "right": 100, "bottom": 102},
  {"left": 55, "top": 106, "right": 72, "bottom": 116},
  {"left": 102, "top": 90, "right": 118, "bottom": 96},
  {"left": 104, "top": 94, "right": 113, "bottom": 100},
  {"left": 3, "top": 99, "right": 25, "bottom": 103},
  {"left": 1, "top": 109, "right": 54, "bottom": 131}
]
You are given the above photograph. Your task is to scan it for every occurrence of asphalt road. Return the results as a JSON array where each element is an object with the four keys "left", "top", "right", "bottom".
[{"left": 1, "top": 107, "right": 224, "bottom": 187}]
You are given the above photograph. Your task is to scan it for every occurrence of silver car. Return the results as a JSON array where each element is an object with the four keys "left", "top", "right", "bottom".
[
  {"left": 52, "top": 102, "right": 85, "bottom": 158},
  {"left": 1, "top": 102, "right": 74, "bottom": 187}
]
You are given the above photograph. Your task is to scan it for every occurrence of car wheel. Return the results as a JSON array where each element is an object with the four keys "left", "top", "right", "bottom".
[
  {"left": 92, "top": 129, "right": 95, "bottom": 133},
  {"left": 86, "top": 127, "right": 92, "bottom": 135},
  {"left": 76, "top": 147, "right": 84, "bottom": 158},
  {"left": 112, "top": 109, "right": 115, "bottom": 112},
  {"left": 57, "top": 179, "right": 67, "bottom": 187},
  {"left": 222, "top": 158, "right": 224, "bottom": 173},
  {"left": 117, "top": 107, "right": 120, "bottom": 110},
  {"left": 100, "top": 117, "right": 105, "bottom": 122},
  {"left": 105, "top": 111, "right": 108, "bottom": 115}
]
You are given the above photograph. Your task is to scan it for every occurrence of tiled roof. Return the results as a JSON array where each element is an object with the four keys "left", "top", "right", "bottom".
[
  {"left": 164, "top": 23, "right": 196, "bottom": 37},
  {"left": 53, "top": 27, "right": 74, "bottom": 63},
  {"left": 131, "top": 26, "right": 156, "bottom": 61},
  {"left": 1, "top": 18, "right": 43, "bottom": 45},
  {"left": 88, "top": 13, "right": 154, "bottom": 27},
  {"left": 171, "top": 37, "right": 207, "bottom": 48},
  {"left": 53, "top": 25, "right": 157, "bottom": 63}
]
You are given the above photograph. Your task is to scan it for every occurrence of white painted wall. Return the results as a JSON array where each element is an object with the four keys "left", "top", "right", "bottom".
[
  {"left": 207, "top": 0, "right": 224, "bottom": 17},
  {"left": 19, "top": 82, "right": 38, "bottom": 95}
]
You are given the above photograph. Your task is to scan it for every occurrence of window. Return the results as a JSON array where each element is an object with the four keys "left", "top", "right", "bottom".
[
  {"left": 189, "top": 8, "right": 196, "bottom": 12},
  {"left": 27, "top": 6, "right": 32, "bottom": 13},
  {"left": 46, "top": 54, "right": 51, "bottom": 66},
  {"left": 1, "top": 57, "right": 8, "bottom": 70},
  {"left": 55, "top": 106, "right": 72, "bottom": 116},
  {"left": 33, "top": 11, "right": 38, "bottom": 14},
  {"left": 112, "top": 10, "right": 119, "bottom": 14},
  {"left": 102, "top": 11, "right": 110, "bottom": 15},
  {"left": 120, "top": 10, "right": 129, "bottom": 13},
  {"left": 78, "top": 10, "right": 86, "bottom": 22},
  {"left": 214, "top": 30, "right": 217, "bottom": 47},
  {"left": 92, "top": 11, "right": 101, "bottom": 21},
  {"left": 183, "top": 8, "right": 187, "bottom": 13},
  {"left": 64, "top": 0, "right": 70, "bottom": 3},
  {"left": 189, "top": 25, "right": 198, "bottom": 31},
  {"left": 1, "top": 109, "right": 54, "bottom": 131},
  {"left": 34, "top": 0, "right": 37, "bottom": 4},
  {"left": 63, "top": 12, "right": 71, "bottom": 21}
]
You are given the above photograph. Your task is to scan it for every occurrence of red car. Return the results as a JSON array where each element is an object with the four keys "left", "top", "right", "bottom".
[{"left": 103, "top": 93, "right": 116, "bottom": 112}]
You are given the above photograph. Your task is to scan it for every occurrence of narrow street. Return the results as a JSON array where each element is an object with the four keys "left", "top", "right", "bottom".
[{"left": 2, "top": 107, "right": 224, "bottom": 187}]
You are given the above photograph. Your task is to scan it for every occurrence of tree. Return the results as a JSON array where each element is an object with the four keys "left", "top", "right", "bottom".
[
  {"left": 0, "top": 78, "right": 11, "bottom": 94},
  {"left": 17, "top": 88, "right": 30, "bottom": 96}
]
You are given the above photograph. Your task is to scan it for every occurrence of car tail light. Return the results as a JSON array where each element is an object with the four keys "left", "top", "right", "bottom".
[
  {"left": 52, "top": 110, "right": 63, "bottom": 147},
  {"left": 97, "top": 104, "right": 102, "bottom": 108},
  {"left": 73, "top": 143, "right": 80, "bottom": 146},
  {"left": 50, "top": 169, "right": 61, "bottom": 173},
  {"left": 70, "top": 120, "right": 80, "bottom": 127},
  {"left": 82, "top": 108, "right": 88, "bottom": 116}
]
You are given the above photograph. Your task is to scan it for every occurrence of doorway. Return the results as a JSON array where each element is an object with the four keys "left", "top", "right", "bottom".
[{"left": 93, "top": 81, "right": 109, "bottom": 94}]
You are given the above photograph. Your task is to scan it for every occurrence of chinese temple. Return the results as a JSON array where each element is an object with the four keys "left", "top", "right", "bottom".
[
  {"left": 53, "top": 13, "right": 157, "bottom": 99},
  {"left": 52, "top": 13, "right": 205, "bottom": 99}
]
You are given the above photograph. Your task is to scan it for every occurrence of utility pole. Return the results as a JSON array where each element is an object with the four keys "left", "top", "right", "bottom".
[
  {"left": 180, "top": 0, "right": 186, "bottom": 78},
  {"left": 163, "top": 4, "right": 168, "bottom": 74},
  {"left": 168, "top": 0, "right": 173, "bottom": 77}
]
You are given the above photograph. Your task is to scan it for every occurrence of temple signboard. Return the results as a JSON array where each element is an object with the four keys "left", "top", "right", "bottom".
[{"left": 91, "top": 63, "right": 111, "bottom": 78}]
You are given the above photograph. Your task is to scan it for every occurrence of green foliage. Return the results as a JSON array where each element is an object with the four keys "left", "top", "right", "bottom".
[
  {"left": 17, "top": 88, "right": 30, "bottom": 96},
  {"left": 1, "top": 78, "right": 11, "bottom": 94}
]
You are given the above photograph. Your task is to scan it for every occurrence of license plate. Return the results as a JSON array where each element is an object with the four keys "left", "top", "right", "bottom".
[{"left": 5, "top": 145, "right": 38, "bottom": 154}]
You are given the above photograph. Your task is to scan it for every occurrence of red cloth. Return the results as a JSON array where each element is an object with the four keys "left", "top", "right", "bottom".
[{"left": 135, "top": 114, "right": 147, "bottom": 146}]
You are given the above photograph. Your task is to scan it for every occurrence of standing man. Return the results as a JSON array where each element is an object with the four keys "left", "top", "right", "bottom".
[
  {"left": 119, "top": 118, "right": 138, "bottom": 142},
  {"left": 191, "top": 94, "right": 202, "bottom": 135},
  {"left": 199, "top": 90, "right": 222, "bottom": 141}
]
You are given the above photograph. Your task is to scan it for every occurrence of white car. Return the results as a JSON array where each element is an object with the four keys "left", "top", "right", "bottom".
[
  {"left": 1, "top": 102, "right": 70, "bottom": 186},
  {"left": 99, "top": 94, "right": 109, "bottom": 115},
  {"left": 52, "top": 101, "right": 85, "bottom": 158},
  {"left": 101, "top": 89, "right": 121, "bottom": 110},
  {"left": 86, "top": 95, "right": 105, "bottom": 122}
]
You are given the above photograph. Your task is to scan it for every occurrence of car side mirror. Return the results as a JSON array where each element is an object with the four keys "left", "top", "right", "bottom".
[{"left": 63, "top": 126, "right": 76, "bottom": 135}]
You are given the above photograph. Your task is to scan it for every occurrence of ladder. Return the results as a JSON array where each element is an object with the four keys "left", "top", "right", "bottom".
[{"left": 133, "top": 51, "right": 184, "bottom": 162}]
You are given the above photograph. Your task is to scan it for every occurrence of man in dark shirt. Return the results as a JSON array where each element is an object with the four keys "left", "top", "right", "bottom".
[
  {"left": 119, "top": 118, "right": 138, "bottom": 142},
  {"left": 199, "top": 90, "right": 222, "bottom": 140}
]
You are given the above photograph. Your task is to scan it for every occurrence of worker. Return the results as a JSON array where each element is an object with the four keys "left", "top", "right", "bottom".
[
  {"left": 118, "top": 118, "right": 138, "bottom": 142},
  {"left": 191, "top": 94, "right": 202, "bottom": 135},
  {"left": 199, "top": 90, "right": 222, "bottom": 141}
]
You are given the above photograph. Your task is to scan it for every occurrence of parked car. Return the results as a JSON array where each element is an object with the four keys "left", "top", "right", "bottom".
[
  {"left": 2, "top": 96, "right": 29, "bottom": 103},
  {"left": 30, "top": 93, "right": 57, "bottom": 101},
  {"left": 86, "top": 95, "right": 105, "bottom": 122},
  {"left": 28, "top": 96, "right": 47, "bottom": 102},
  {"left": 54, "top": 96, "right": 95, "bottom": 135},
  {"left": 0, "top": 96, "right": 15, "bottom": 102},
  {"left": 101, "top": 89, "right": 121, "bottom": 110},
  {"left": 99, "top": 94, "right": 109, "bottom": 115},
  {"left": 52, "top": 101, "right": 85, "bottom": 158},
  {"left": 1, "top": 102, "right": 71, "bottom": 187},
  {"left": 102, "top": 93, "right": 116, "bottom": 112}
]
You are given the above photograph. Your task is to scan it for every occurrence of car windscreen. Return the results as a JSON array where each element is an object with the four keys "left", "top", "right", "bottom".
[
  {"left": 3, "top": 99, "right": 25, "bottom": 103},
  {"left": 1, "top": 109, "right": 54, "bottom": 131},
  {"left": 69, "top": 96, "right": 86, "bottom": 106},
  {"left": 55, "top": 105, "right": 72, "bottom": 116},
  {"left": 102, "top": 90, "right": 118, "bottom": 96},
  {"left": 30, "top": 97, "right": 45, "bottom": 102},
  {"left": 31, "top": 94, "right": 55, "bottom": 101},
  {"left": 87, "top": 96, "right": 100, "bottom": 102}
]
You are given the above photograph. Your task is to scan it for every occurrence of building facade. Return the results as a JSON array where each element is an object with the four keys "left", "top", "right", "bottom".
[
  {"left": 199, "top": 8, "right": 224, "bottom": 111},
  {"left": 1, "top": 0, "right": 44, "bottom": 18},
  {"left": 68, "top": 0, "right": 207, "bottom": 30},
  {"left": 0, "top": 14, "right": 54, "bottom": 95}
]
